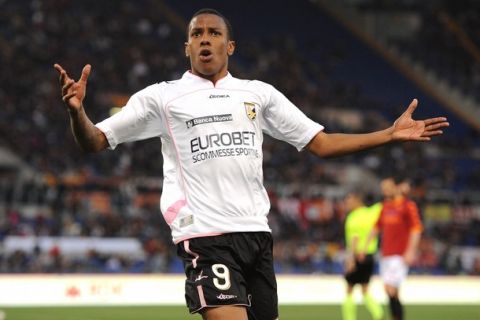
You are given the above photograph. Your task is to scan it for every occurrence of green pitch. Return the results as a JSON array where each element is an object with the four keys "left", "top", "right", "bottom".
[{"left": 0, "top": 304, "right": 478, "bottom": 320}]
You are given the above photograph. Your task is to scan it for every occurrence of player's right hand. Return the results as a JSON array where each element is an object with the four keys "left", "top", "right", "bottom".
[
  {"left": 345, "top": 255, "right": 356, "bottom": 273},
  {"left": 53, "top": 64, "right": 91, "bottom": 113}
]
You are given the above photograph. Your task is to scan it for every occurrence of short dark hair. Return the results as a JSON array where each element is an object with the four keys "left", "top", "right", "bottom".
[
  {"left": 382, "top": 174, "right": 403, "bottom": 185},
  {"left": 345, "top": 188, "right": 367, "bottom": 201},
  {"left": 188, "top": 8, "right": 234, "bottom": 40}
]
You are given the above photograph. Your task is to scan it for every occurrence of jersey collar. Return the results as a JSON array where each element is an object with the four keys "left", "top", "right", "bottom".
[{"left": 183, "top": 71, "right": 232, "bottom": 87}]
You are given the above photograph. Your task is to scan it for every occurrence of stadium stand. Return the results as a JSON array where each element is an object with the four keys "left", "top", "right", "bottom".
[{"left": 0, "top": 0, "right": 479, "bottom": 275}]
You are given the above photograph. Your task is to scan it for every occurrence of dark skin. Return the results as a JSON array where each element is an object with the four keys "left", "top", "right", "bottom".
[
  {"left": 54, "top": 12, "right": 449, "bottom": 320},
  {"left": 185, "top": 14, "right": 235, "bottom": 84}
]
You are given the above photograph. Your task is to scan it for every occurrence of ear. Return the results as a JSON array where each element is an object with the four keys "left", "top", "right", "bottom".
[
  {"left": 184, "top": 42, "right": 190, "bottom": 57},
  {"left": 227, "top": 40, "right": 236, "bottom": 56}
]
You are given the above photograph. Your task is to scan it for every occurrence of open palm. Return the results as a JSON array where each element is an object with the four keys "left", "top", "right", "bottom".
[{"left": 392, "top": 99, "right": 449, "bottom": 141}]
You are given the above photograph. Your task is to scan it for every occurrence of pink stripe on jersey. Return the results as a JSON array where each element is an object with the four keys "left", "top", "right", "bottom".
[
  {"left": 184, "top": 240, "right": 200, "bottom": 268},
  {"left": 163, "top": 199, "right": 186, "bottom": 225}
]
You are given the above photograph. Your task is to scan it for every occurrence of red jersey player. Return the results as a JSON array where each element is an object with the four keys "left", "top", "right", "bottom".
[{"left": 363, "top": 177, "right": 422, "bottom": 320}]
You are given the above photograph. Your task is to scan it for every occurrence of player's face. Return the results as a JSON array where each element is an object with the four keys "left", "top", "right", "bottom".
[
  {"left": 185, "top": 14, "right": 235, "bottom": 83},
  {"left": 344, "top": 193, "right": 359, "bottom": 211},
  {"left": 380, "top": 178, "right": 397, "bottom": 199}
]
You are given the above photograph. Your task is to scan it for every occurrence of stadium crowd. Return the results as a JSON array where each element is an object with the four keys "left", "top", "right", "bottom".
[
  {"left": 0, "top": 0, "right": 479, "bottom": 275},
  {"left": 356, "top": 0, "right": 480, "bottom": 101}
]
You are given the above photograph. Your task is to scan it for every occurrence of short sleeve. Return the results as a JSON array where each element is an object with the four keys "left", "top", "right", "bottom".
[
  {"left": 260, "top": 83, "right": 324, "bottom": 151},
  {"left": 95, "top": 84, "right": 166, "bottom": 149},
  {"left": 406, "top": 200, "right": 423, "bottom": 233},
  {"left": 374, "top": 208, "right": 383, "bottom": 230}
]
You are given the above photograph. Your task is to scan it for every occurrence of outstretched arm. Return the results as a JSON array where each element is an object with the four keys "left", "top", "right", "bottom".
[
  {"left": 54, "top": 63, "right": 108, "bottom": 153},
  {"left": 307, "top": 99, "right": 449, "bottom": 157}
]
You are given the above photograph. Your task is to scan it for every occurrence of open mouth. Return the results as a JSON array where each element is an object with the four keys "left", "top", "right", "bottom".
[{"left": 199, "top": 49, "right": 213, "bottom": 62}]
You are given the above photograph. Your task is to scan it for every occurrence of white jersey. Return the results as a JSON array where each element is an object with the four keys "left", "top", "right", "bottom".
[{"left": 96, "top": 71, "right": 323, "bottom": 243}]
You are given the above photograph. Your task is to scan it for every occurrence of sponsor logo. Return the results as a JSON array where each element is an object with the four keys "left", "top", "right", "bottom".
[
  {"left": 216, "top": 293, "right": 237, "bottom": 300},
  {"left": 65, "top": 286, "right": 81, "bottom": 298},
  {"left": 244, "top": 102, "right": 257, "bottom": 120},
  {"left": 190, "top": 131, "right": 255, "bottom": 153},
  {"left": 209, "top": 94, "right": 230, "bottom": 99},
  {"left": 186, "top": 114, "right": 233, "bottom": 128},
  {"left": 190, "top": 131, "right": 259, "bottom": 163}
]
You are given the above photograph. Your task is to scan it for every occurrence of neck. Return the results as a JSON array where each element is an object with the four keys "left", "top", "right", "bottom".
[
  {"left": 200, "top": 72, "right": 227, "bottom": 85},
  {"left": 191, "top": 65, "right": 229, "bottom": 85}
]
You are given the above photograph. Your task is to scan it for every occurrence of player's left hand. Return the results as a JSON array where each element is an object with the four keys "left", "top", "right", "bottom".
[{"left": 391, "top": 99, "right": 449, "bottom": 141}]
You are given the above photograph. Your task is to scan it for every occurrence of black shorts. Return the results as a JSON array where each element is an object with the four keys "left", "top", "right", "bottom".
[
  {"left": 177, "top": 232, "right": 278, "bottom": 320},
  {"left": 344, "top": 254, "right": 375, "bottom": 285}
]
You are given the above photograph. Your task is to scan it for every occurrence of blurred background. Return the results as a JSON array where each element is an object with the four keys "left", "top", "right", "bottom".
[{"left": 0, "top": 0, "right": 479, "bottom": 280}]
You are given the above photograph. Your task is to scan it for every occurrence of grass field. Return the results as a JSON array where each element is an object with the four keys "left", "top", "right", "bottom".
[{"left": 0, "top": 305, "right": 478, "bottom": 320}]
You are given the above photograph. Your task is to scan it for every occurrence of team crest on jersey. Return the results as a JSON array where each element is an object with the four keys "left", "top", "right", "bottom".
[{"left": 244, "top": 102, "right": 257, "bottom": 120}]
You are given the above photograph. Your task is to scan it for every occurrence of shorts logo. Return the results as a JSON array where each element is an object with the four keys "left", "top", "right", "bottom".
[
  {"left": 194, "top": 270, "right": 208, "bottom": 282},
  {"left": 244, "top": 102, "right": 257, "bottom": 120},
  {"left": 216, "top": 293, "right": 237, "bottom": 300}
]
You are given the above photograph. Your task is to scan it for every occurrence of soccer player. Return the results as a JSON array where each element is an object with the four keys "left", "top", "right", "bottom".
[
  {"left": 363, "top": 177, "right": 423, "bottom": 320},
  {"left": 342, "top": 191, "right": 384, "bottom": 320},
  {"left": 54, "top": 8, "right": 447, "bottom": 320}
]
